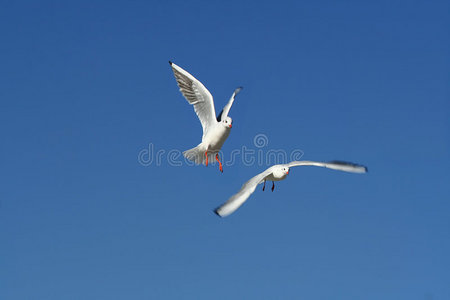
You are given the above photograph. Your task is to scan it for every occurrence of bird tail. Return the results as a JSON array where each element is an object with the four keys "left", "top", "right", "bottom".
[{"left": 183, "top": 144, "right": 217, "bottom": 165}]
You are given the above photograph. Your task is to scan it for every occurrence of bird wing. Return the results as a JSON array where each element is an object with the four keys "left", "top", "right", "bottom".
[
  {"left": 169, "top": 62, "right": 217, "bottom": 137},
  {"left": 287, "top": 160, "right": 368, "bottom": 173},
  {"left": 217, "top": 87, "right": 243, "bottom": 121},
  {"left": 215, "top": 161, "right": 367, "bottom": 218},
  {"left": 214, "top": 166, "right": 276, "bottom": 217}
]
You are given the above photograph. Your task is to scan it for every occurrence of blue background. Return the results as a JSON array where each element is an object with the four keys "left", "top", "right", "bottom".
[{"left": 1, "top": 0, "right": 449, "bottom": 299}]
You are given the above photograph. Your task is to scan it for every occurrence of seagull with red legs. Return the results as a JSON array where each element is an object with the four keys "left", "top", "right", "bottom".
[
  {"left": 169, "top": 61, "right": 242, "bottom": 172},
  {"left": 214, "top": 160, "right": 368, "bottom": 217}
]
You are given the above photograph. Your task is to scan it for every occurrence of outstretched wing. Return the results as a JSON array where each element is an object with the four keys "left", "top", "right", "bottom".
[
  {"left": 214, "top": 166, "right": 275, "bottom": 217},
  {"left": 215, "top": 160, "right": 367, "bottom": 218},
  {"left": 287, "top": 160, "right": 368, "bottom": 173},
  {"left": 217, "top": 87, "right": 243, "bottom": 121},
  {"left": 169, "top": 62, "right": 217, "bottom": 137}
]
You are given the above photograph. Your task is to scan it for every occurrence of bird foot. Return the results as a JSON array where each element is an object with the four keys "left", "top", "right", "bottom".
[{"left": 215, "top": 154, "right": 223, "bottom": 173}]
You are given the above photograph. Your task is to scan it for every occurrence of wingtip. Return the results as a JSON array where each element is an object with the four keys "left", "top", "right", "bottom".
[
  {"left": 213, "top": 209, "right": 223, "bottom": 218},
  {"left": 356, "top": 165, "right": 368, "bottom": 174},
  {"left": 168, "top": 60, "right": 173, "bottom": 65},
  {"left": 357, "top": 164, "right": 368, "bottom": 173},
  {"left": 328, "top": 160, "right": 368, "bottom": 174}
]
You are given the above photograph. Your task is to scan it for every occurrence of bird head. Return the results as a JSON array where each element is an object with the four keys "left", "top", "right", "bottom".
[
  {"left": 222, "top": 117, "right": 232, "bottom": 128},
  {"left": 278, "top": 166, "right": 289, "bottom": 176}
]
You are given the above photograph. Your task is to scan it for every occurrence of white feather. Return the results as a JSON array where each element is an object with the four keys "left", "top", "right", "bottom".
[{"left": 214, "top": 160, "right": 367, "bottom": 217}]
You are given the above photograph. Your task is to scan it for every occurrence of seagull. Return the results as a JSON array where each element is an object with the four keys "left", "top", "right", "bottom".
[
  {"left": 214, "top": 160, "right": 368, "bottom": 217},
  {"left": 169, "top": 61, "right": 242, "bottom": 172}
]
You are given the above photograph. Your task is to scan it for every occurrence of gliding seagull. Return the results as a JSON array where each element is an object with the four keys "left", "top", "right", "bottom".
[
  {"left": 169, "top": 61, "right": 242, "bottom": 172},
  {"left": 214, "top": 160, "right": 367, "bottom": 217}
]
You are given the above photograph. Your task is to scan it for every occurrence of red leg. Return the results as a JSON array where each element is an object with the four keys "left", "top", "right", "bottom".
[
  {"left": 262, "top": 180, "right": 266, "bottom": 191},
  {"left": 205, "top": 151, "right": 208, "bottom": 166},
  {"left": 271, "top": 181, "right": 275, "bottom": 192},
  {"left": 215, "top": 154, "right": 223, "bottom": 173}
]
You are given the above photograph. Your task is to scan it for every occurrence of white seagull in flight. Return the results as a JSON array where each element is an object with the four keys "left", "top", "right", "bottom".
[
  {"left": 214, "top": 160, "right": 368, "bottom": 217},
  {"left": 169, "top": 61, "right": 242, "bottom": 172}
]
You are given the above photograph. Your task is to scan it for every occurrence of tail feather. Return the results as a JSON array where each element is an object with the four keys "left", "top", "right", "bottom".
[
  {"left": 183, "top": 145, "right": 218, "bottom": 165},
  {"left": 183, "top": 145, "right": 203, "bottom": 165}
]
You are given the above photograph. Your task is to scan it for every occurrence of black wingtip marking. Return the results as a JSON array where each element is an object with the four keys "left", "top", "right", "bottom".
[
  {"left": 328, "top": 160, "right": 368, "bottom": 173},
  {"left": 216, "top": 109, "right": 224, "bottom": 122},
  {"left": 329, "top": 160, "right": 365, "bottom": 168},
  {"left": 213, "top": 209, "right": 222, "bottom": 217},
  {"left": 168, "top": 61, "right": 173, "bottom": 65}
]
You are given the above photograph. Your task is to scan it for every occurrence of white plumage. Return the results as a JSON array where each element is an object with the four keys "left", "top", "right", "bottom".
[
  {"left": 169, "top": 62, "right": 242, "bottom": 172},
  {"left": 214, "top": 160, "right": 367, "bottom": 217}
]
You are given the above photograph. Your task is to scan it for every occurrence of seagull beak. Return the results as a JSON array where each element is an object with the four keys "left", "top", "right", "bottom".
[{"left": 229, "top": 124, "right": 232, "bottom": 128}]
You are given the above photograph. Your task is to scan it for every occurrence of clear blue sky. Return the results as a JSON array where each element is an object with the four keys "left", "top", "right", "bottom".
[{"left": 1, "top": 0, "right": 449, "bottom": 299}]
